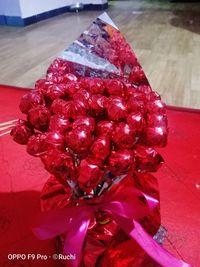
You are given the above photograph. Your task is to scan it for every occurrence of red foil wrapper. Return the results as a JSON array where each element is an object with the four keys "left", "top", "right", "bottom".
[
  {"left": 106, "top": 96, "right": 127, "bottom": 122},
  {"left": 41, "top": 150, "right": 75, "bottom": 185},
  {"left": 90, "top": 135, "right": 111, "bottom": 161},
  {"left": 129, "top": 66, "right": 148, "bottom": 85},
  {"left": 46, "top": 84, "right": 66, "bottom": 100},
  {"left": 35, "top": 78, "right": 52, "bottom": 95},
  {"left": 127, "top": 97, "right": 145, "bottom": 114},
  {"left": 127, "top": 112, "right": 144, "bottom": 133},
  {"left": 147, "top": 113, "right": 168, "bottom": 128},
  {"left": 77, "top": 159, "right": 104, "bottom": 193},
  {"left": 46, "top": 131, "right": 65, "bottom": 150},
  {"left": 64, "top": 82, "right": 80, "bottom": 98},
  {"left": 147, "top": 100, "right": 166, "bottom": 115},
  {"left": 63, "top": 100, "right": 87, "bottom": 119},
  {"left": 48, "top": 114, "right": 71, "bottom": 133},
  {"left": 27, "top": 105, "right": 51, "bottom": 131},
  {"left": 73, "top": 89, "right": 91, "bottom": 106},
  {"left": 112, "top": 122, "right": 136, "bottom": 149},
  {"left": 65, "top": 126, "right": 93, "bottom": 154},
  {"left": 97, "top": 121, "right": 115, "bottom": 137},
  {"left": 133, "top": 146, "right": 164, "bottom": 172},
  {"left": 105, "top": 79, "right": 125, "bottom": 97},
  {"left": 10, "top": 119, "right": 33, "bottom": 145},
  {"left": 26, "top": 133, "right": 48, "bottom": 156},
  {"left": 90, "top": 79, "right": 105, "bottom": 94},
  {"left": 19, "top": 91, "right": 44, "bottom": 114},
  {"left": 107, "top": 150, "right": 135, "bottom": 176},
  {"left": 89, "top": 94, "right": 107, "bottom": 117},
  {"left": 51, "top": 99, "right": 67, "bottom": 114},
  {"left": 73, "top": 116, "right": 96, "bottom": 133},
  {"left": 142, "top": 127, "right": 168, "bottom": 147},
  {"left": 40, "top": 173, "right": 161, "bottom": 267}
]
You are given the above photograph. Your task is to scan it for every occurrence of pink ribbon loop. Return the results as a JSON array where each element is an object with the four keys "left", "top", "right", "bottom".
[{"left": 32, "top": 187, "right": 192, "bottom": 267}]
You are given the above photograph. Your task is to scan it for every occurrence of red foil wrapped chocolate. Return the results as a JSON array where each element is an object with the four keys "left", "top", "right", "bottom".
[
  {"left": 133, "top": 146, "right": 164, "bottom": 172},
  {"left": 77, "top": 158, "right": 104, "bottom": 193},
  {"left": 46, "top": 84, "right": 66, "bottom": 100},
  {"left": 73, "top": 116, "right": 95, "bottom": 133},
  {"left": 106, "top": 96, "right": 127, "bottom": 122},
  {"left": 112, "top": 122, "right": 136, "bottom": 149},
  {"left": 46, "top": 131, "right": 65, "bottom": 150},
  {"left": 26, "top": 133, "right": 47, "bottom": 156},
  {"left": 63, "top": 100, "right": 87, "bottom": 119},
  {"left": 41, "top": 149, "right": 75, "bottom": 184},
  {"left": 97, "top": 120, "right": 115, "bottom": 137},
  {"left": 48, "top": 114, "right": 70, "bottom": 133},
  {"left": 51, "top": 99, "right": 67, "bottom": 114},
  {"left": 19, "top": 91, "right": 44, "bottom": 114},
  {"left": 108, "top": 150, "right": 135, "bottom": 176},
  {"left": 90, "top": 135, "right": 110, "bottom": 161},
  {"left": 65, "top": 126, "right": 93, "bottom": 154},
  {"left": 10, "top": 119, "right": 33, "bottom": 145},
  {"left": 28, "top": 105, "right": 51, "bottom": 131},
  {"left": 89, "top": 94, "right": 107, "bottom": 117},
  {"left": 105, "top": 79, "right": 125, "bottom": 97}
]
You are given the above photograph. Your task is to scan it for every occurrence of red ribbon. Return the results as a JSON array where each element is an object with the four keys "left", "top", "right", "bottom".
[{"left": 32, "top": 185, "right": 192, "bottom": 267}]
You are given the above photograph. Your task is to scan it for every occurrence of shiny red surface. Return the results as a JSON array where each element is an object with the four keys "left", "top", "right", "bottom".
[{"left": 0, "top": 85, "right": 199, "bottom": 267}]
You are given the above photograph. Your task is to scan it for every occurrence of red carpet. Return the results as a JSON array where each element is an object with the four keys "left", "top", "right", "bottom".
[{"left": 0, "top": 85, "right": 199, "bottom": 267}]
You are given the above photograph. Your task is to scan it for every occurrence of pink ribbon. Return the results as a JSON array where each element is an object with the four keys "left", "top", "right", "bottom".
[{"left": 32, "top": 186, "right": 192, "bottom": 267}]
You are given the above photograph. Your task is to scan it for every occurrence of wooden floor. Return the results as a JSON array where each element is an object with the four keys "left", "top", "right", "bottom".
[{"left": 0, "top": 0, "right": 200, "bottom": 108}]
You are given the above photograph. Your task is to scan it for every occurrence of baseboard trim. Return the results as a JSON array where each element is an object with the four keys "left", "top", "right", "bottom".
[
  {"left": 0, "top": 15, "right": 24, "bottom": 26},
  {"left": 84, "top": 3, "right": 108, "bottom": 10},
  {"left": 0, "top": 3, "right": 108, "bottom": 27}
]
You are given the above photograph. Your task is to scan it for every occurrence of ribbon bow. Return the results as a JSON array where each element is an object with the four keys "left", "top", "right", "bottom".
[{"left": 32, "top": 184, "right": 192, "bottom": 267}]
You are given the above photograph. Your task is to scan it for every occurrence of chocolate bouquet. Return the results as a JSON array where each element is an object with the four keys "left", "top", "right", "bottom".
[{"left": 11, "top": 13, "right": 191, "bottom": 267}]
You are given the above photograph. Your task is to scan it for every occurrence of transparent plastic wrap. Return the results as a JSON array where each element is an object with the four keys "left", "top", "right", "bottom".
[{"left": 10, "top": 13, "right": 192, "bottom": 267}]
